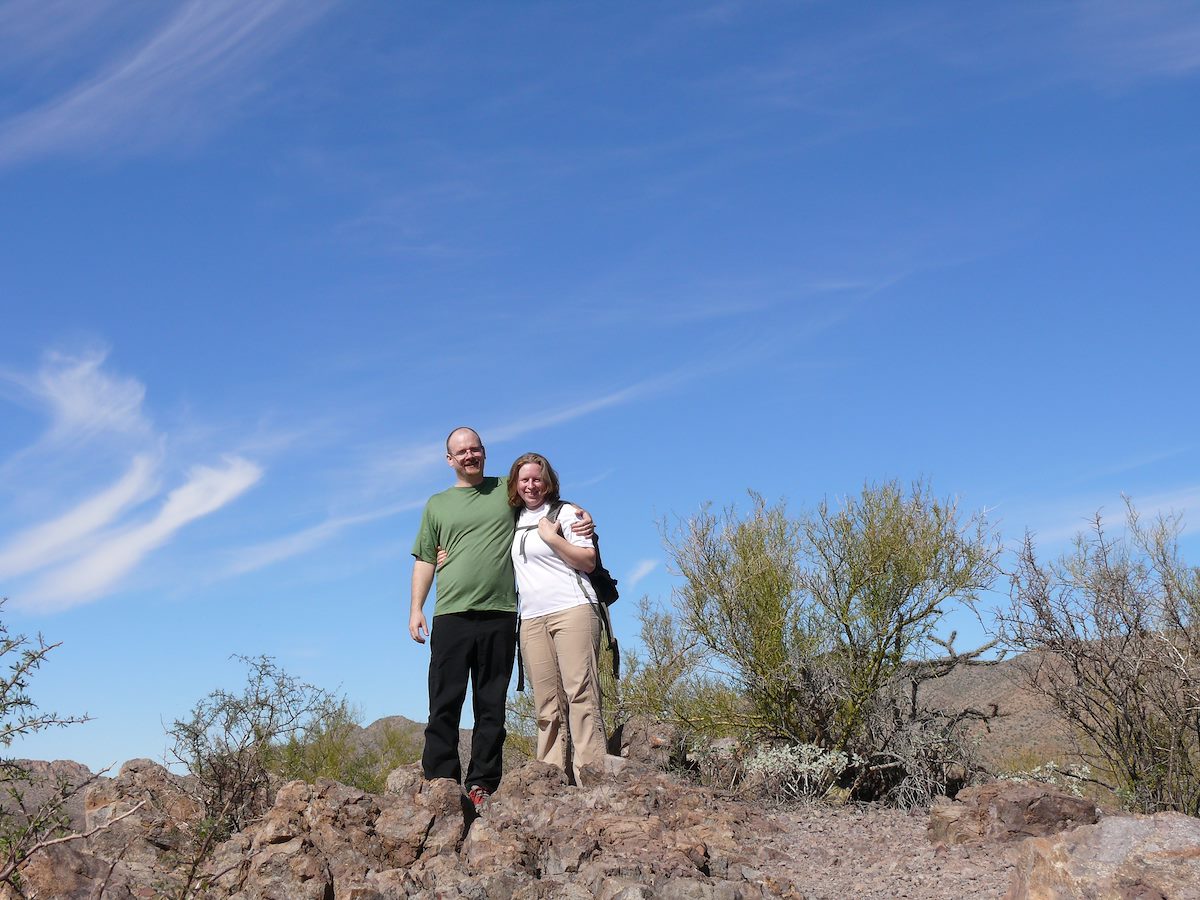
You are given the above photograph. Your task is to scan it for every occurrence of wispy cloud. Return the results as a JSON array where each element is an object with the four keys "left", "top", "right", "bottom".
[
  {"left": 1015, "top": 484, "right": 1200, "bottom": 547},
  {"left": 1070, "top": 0, "right": 1200, "bottom": 84},
  {"left": 0, "top": 453, "right": 159, "bottom": 579},
  {"left": 2, "top": 347, "right": 269, "bottom": 612},
  {"left": 225, "top": 499, "right": 424, "bottom": 577},
  {"left": 1, "top": 347, "right": 151, "bottom": 444},
  {"left": 487, "top": 383, "right": 671, "bottom": 444},
  {"left": 21, "top": 457, "right": 262, "bottom": 612},
  {"left": 626, "top": 559, "right": 659, "bottom": 589},
  {"left": 0, "top": 0, "right": 332, "bottom": 167},
  {"left": 366, "top": 371, "right": 698, "bottom": 492}
]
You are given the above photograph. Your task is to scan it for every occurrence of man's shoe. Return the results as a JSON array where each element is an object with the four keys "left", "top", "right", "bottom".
[{"left": 466, "top": 784, "right": 491, "bottom": 812}]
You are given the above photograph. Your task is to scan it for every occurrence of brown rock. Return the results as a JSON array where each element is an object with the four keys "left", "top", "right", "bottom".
[
  {"left": 1007, "top": 811, "right": 1200, "bottom": 900},
  {"left": 608, "top": 716, "right": 680, "bottom": 769},
  {"left": 84, "top": 758, "right": 204, "bottom": 864},
  {"left": 928, "top": 781, "right": 1099, "bottom": 846},
  {"left": 0, "top": 759, "right": 97, "bottom": 834}
]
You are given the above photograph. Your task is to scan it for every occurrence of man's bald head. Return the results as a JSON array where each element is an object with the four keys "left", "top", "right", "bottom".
[{"left": 445, "top": 426, "right": 482, "bottom": 453}]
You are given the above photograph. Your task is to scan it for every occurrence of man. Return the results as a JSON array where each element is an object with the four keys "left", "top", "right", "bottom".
[{"left": 409, "top": 426, "right": 589, "bottom": 809}]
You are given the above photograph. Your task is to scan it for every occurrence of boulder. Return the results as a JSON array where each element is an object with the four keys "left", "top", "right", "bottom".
[
  {"left": 1007, "top": 811, "right": 1200, "bottom": 900},
  {"left": 0, "top": 759, "right": 97, "bottom": 833},
  {"left": 608, "top": 716, "right": 679, "bottom": 769},
  {"left": 928, "top": 781, "right": 1099, "bottom": 846},
  {"left": 84, "top": 757, "right": 204, "bottom": 871},
  {"left": 0, "top": 842, "right": 142, "bottom": 900}
]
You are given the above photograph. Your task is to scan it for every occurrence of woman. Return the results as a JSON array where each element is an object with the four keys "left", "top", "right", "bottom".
[{"left": 508, "top": 451, "right": 607, "bottom": 783}]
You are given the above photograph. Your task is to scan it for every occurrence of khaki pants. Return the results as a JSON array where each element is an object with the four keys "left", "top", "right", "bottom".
[{"left": 520, "top": 603, "right": 607, "bottom": 783}]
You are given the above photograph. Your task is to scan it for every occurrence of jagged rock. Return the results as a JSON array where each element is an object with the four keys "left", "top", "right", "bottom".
[
  {"left": 202, "top": 758, "right": 776, "bottom": 898},
  {"left": 1007, "top": 811, "right": 1200, "bottom": 900},
  {"left": 0, "top": 759, "right": 97, "bottom": 833},
  {"left": 0, "top": 842, "right": 142, "bottom": 900},
  {"left": 608, "top": 716, "right": 679, "bottom": 769},
  {"left": 928, "top": 781, "right": 1099, "bottom": 846},
  {"left": 84, "top": 757, "right": 204, "bottom": 870}
]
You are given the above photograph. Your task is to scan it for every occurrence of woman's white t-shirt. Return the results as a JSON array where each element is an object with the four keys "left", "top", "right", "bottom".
[{"left": 512, "top": 502, "right": 596, "bottom": 619}]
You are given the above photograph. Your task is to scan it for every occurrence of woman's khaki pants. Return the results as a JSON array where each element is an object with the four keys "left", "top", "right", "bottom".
[{"left": 519, "top": 603, "right": 607, "bottom": 783}]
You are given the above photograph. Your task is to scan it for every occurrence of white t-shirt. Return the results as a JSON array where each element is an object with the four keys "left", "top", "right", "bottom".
[{"left": 512, "top": 502, "right": 596, "bottom": 619}]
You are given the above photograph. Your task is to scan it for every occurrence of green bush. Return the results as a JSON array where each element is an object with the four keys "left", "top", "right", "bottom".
[{"left": 623, "top": 481, "right": 1001, "bottom": 806}]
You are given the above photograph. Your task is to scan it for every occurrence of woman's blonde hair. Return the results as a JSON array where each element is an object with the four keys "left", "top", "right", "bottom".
[{"left": 507, "top": 452, "right": 561, "bottom": 508}]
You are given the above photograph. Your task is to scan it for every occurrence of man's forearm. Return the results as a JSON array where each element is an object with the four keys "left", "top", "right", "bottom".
[{"left": 411, "top": 559, "right": 435, "bottom": 613}]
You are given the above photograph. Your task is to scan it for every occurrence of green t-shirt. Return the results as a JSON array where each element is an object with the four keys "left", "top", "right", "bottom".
[{"left": 411, "top": 476, "right": 518, "bottom": 616}]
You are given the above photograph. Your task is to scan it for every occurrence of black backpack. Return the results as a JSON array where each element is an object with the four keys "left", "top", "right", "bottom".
[{"left": 515, "top": 500, "right": 620, "bottom": 690}]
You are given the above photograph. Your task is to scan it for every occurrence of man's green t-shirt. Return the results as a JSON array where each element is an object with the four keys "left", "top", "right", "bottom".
[{"left": 411, "top": 476, "right": 517, "bottom": 616}]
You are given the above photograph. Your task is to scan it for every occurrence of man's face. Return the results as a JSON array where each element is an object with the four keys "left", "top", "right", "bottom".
[{"left": 446, "top": 430, "right": 485, "bottom": 482}]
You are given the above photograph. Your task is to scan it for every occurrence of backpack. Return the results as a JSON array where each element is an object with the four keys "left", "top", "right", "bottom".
[{"left": 515, "top": 500, "right": 620, "bottom": 690}]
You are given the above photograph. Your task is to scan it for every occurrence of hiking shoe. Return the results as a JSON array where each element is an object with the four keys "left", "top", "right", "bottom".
[{"left": 466, "top": 784, "right": 491, "bottom": 811}]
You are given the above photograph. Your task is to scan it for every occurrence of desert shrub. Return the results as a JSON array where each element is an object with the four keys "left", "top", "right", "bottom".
[
  {"left": 623, "top": 482, "right": 1002, "bottom": 806},
  {"left": 996, "top": 762, "right": 1093, "bottom": 798},
  {"left": 1000, "top": 501, "right": 1200, "bottom": 815},
  {"left": 270, "top": 700, "right": 422, "bottom": 794},
  {"left": 167, "top": 655, "right": 344, "bottom": 838},
  {"left": 0, "top": 600, "right": 99, "bottom": 889},
  {"left": 167, "top": 657, "right": 420, "bottom": 897},
  {"left": 742, "top": 743, "right": 850, "bottom": 803}
]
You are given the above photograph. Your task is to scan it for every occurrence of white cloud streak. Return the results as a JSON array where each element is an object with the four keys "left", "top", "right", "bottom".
[
  {"left": 0, "top": 453, "right": 159, "bottom": 578},
  {"left": 35, "top": 348, "right": 152, "bottom": 441},
  {"left": 0, "top": 0, "right": 331, "bottom": 167},
  {"left": 225, "top": 499, "right": 424, "bottom": 577},
  {"left": 5, "top": 347, "right": 151, "bottom": 443},
  {"left": 1072, "top": 0, "right": 1200, "bottom": 83},
  {"left": 626, "top": 560, "right": 659, "bottom": 589},
  {"left": 368, "top": 372, "right": 694, "bottom": 492},
  {"left": 1016, "top": 484, "right": 1200, "bottom": 547},
  {"left": 21, "top": 456, "right": 263, "bottom": 612}
]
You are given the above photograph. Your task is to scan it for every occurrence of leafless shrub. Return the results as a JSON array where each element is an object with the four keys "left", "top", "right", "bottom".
[
  {"left": 0, "top": 599, "right": 143, "bottom": 890},
  {"left": 1000, "top": 501, "right": 1200, "bottom": 815}
]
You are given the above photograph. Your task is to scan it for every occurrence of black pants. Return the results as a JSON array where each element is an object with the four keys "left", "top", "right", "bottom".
[{"left": 422, "top": 610, "right": 517, "bottom": 792}]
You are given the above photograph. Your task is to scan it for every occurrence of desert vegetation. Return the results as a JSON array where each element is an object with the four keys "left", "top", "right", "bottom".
[
  {"left": 0, "top": 601, "right": 146, "bottom": 891},
  {"left": 600, "top": 481, "right": 1007, "bottom": 807},
  {"left": 999, "top": 501, "right": 1200, "bottom": 815},
  {"left": 4, "top": 483, "right": 1199, "bottom": 890}
]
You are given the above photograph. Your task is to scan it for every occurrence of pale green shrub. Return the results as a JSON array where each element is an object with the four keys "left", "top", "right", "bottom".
[{"left": 742, "top": 743, "right": 851, "bottom": 803}]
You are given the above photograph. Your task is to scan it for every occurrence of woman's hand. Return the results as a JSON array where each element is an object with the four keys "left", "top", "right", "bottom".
[
  {"left": 539, "top": 512, "right": 597, "bottom": 573},
  {"left": 435, "top": 546, "right": 448, "bottom": 569}
]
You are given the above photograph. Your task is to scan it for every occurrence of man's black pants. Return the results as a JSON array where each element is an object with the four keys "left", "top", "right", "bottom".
[{"left": 422, "top": 610, "right": 517, "bottom": 792}]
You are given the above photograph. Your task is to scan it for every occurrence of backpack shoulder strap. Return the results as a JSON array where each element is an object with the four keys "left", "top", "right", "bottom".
[{"left": 545, "top": 499, "right": 567, "bottom": 523}]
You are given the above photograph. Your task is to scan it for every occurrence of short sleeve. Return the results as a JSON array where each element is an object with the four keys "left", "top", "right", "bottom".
[
  {"left": 411, "top": 503, "right": 437, "bottom": 562},
  {"left": 559, "top": 504, "right": 595, "bottom": 550}
]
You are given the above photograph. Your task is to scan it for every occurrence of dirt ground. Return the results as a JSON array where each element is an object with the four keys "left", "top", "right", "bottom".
[{"left": 751, "top": 802, "right": 1020, "bottom": 899}]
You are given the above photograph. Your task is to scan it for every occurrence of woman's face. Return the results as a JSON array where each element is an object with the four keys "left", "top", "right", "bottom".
[{"left": 517, "top": 461, "right": 547, "bottom": 509}]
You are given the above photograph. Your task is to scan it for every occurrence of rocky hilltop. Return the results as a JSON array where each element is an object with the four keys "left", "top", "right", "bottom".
[{"left": 6, "top": 752, "right": 1200, "bottom": 898}]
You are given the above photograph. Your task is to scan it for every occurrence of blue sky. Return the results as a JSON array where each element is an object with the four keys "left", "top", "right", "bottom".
[{"left": 2, "top": 1, "right": 1198, "bottom": 771}]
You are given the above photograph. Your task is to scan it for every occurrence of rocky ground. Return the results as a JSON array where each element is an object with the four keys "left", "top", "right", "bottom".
[
  {"left": 5, "top": 755, "right": 1199, "bottom": 898},
  {"left": 751, "top": 801, "right": 1019, "bottom": 899}
]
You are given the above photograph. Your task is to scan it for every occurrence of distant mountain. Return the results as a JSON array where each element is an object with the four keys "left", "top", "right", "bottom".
[{"left": 918, "top": 652, "right": 1075, "bottom": 772}]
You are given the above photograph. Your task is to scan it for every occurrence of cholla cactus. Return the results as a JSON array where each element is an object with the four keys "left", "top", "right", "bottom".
[{"left": 742, "top": 743, "right": 850, "bottom": 802}]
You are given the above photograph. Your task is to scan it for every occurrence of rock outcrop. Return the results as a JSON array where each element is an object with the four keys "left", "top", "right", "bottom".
[
  {"left": 928, "top": 781, "right": 1100, "bottom": 846},
  {"left": 7, "top": 758, "right": 1199, "bottom": 899},
  {"left": 1007, "top": 811, "right": 1200, "bottom": 900},
  {"left": 6, "top": 757, "right": 780, "bottom": 898}
]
